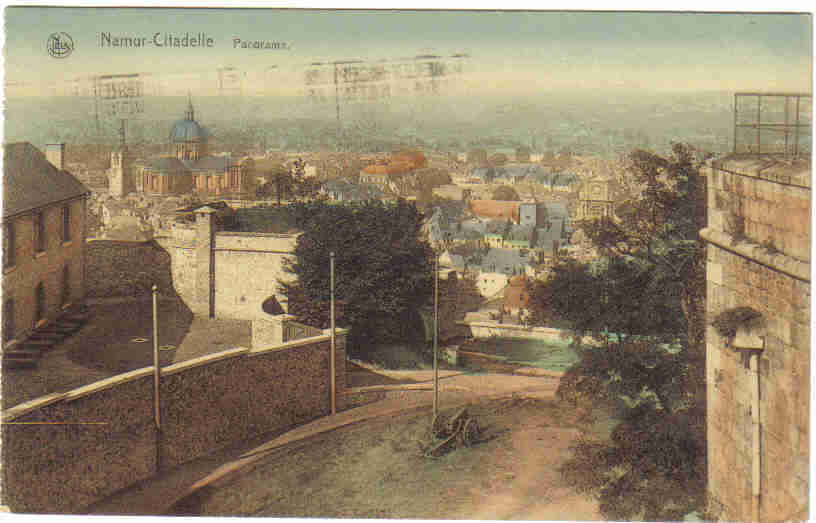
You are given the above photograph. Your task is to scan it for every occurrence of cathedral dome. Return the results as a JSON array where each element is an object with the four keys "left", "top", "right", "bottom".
[
  {"left": 169, "top": 96, "right": 205, "bottom": 143},
  {"left": 170, "top": 119, "right": 204, "bottom": 143}
]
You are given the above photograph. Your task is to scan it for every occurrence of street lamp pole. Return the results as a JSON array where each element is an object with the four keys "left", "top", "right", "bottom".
[{"left": 433, "top": 250, "right": 439, "bottom": 418}]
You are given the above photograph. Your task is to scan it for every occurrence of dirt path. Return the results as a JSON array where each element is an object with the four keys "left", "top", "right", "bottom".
[{"left": 167, "top": 372, "right": 606, "bottom": 520}]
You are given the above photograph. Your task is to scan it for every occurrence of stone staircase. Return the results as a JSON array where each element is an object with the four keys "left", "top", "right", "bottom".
[{"left": 2, "top": 307, "right": 92, "bottom": 369}]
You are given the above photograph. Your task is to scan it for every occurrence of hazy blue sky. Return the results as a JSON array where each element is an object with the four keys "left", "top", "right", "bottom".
[{"left": 3, "top": 8, "right": 812, "bottom": 96}]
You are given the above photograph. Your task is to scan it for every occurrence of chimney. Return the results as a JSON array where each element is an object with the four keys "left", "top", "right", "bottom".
[{"left": 45, "top": 143, "right": 66, "bottom": 170}]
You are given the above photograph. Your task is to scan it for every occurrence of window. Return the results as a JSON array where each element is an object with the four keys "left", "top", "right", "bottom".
[
  {"left": 3, "top": 220, "right": 15, "bottom": 268},
  {"left": 61, "top": 265, "right": 70, "bottom": 306},
  {"left": 34, "top": 211, "right": 46, "bottom": 253},
  {"left": 62, "top": 204, "right": 71, "bottom": 243},
  {"left": 3, "top": 298, "right": 15, "bottom": 343},
  {"left": 34, "top": 282, "right": 45, "bottom": 325}
]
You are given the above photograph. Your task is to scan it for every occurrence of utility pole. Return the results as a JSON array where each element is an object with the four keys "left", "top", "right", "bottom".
[
  {"left": 433, "top": 251, "right": 439, "bottom": 418},
  {"left": 334, "top": 63, "right": 341, "bottom": 150},
  {"left": 152, "top": 284, "right": 163, "bottom": 470},
  {"left": 152, "top": 284, "right": 161, "bottom": 430},
  {"left": 330, "top": 251, "right": 337, "bottom": 415}
]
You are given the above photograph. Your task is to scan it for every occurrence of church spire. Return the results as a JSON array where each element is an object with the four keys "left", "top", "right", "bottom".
[{"left": 185, "top": 91, "right": 195, "bottom": 121}]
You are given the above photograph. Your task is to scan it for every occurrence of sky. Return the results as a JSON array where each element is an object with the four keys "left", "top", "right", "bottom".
[{"left": 2, "top": 8, "right": 813, "bottom": 97}]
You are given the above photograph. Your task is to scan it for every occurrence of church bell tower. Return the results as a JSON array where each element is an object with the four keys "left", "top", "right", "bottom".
[{"left": 108, "top": 119, "right": 134, "bottom": 197}]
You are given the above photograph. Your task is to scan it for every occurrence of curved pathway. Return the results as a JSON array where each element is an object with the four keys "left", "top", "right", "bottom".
[{"left": 90, "top": 370, "right": 574, "bottom": 516}]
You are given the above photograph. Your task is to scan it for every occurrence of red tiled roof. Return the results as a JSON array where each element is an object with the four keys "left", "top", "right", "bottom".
[{"left": 468, "top": 200, "right": 520, "bottom": 223}]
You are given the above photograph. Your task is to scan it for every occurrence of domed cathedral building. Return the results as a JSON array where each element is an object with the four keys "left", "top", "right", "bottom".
[{"left": 131, "top": 95, "right": 256, "bottom": 198}]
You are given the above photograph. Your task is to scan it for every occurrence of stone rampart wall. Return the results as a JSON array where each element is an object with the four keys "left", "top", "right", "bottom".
[
  {"left": 156, "top": 228, "right": 297, "bottom": 320},
  {"left": 703, "top": 156, "right": 810, "bottom": 521},
  {"left": 2, "top": 330, "right": 346, "bottom": 513}
]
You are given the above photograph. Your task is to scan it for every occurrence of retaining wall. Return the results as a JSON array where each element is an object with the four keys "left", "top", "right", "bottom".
[
  {"left": 703, "top": 155, "right": 810, "bottom": 521},
  {"left": 1, "top": 329, "right": 346, "bottom": 513},
  {"left": 156, "top": 226, "right": 297, "bottom": 320},
  {"left": 459, "top": 321, "right": 574, "bottom": 342}
]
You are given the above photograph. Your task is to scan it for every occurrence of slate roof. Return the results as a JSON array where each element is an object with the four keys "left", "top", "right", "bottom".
[
  {"left": 541, "top": 201, "right": 570, "bottom": 220},
  {"left": 169, "top": 119, "right": 206, "bottom": 143},
  {"left": 3, "top": 142, "right": 89, "bottom": 218},
  {"left": 142, "top": 156, "right": 188, "bottom": 173},
  {"left": 507, "top": 225, "right": 534, "bottom": 242}
]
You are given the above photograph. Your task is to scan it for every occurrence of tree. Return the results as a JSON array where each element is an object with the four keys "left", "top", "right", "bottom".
[
  {"left": 258, "top": 159, "right": 321, "bottom": 204},
  {"left": 258, "top": 164, "right": 293, "bottom": 205},
  {"left": 528, "top": 143, "right": 709, "bottom": 520},
  {"left": 416, "top": 168, "right": 452, "bottom": 191},
  {"left": 491, "top": 185, "right": 520, "bottom": 201},
  {"left": 280, "top": 199, "right": 434, "bottom": 358}
]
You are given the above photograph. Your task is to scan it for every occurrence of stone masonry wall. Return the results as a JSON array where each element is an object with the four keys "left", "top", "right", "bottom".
[
  {"left": 213, "top": 232, "right": 298, "bottom": 320},
  {"left": 2, "top": 329, "right": 346, "bottom": 513},
  {"left": 156, "top": 227, "right": 297, "bottom": 320},
  {"left": 702, "top": 156, "right": 810, "bottom": 521},
  {"left": 2, "top": 196, "right": 86, "bottom": 344}
]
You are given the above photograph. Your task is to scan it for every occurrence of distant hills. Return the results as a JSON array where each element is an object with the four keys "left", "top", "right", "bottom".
[{"left": 4, "top": 90, "right": 736, "bottom": 156}]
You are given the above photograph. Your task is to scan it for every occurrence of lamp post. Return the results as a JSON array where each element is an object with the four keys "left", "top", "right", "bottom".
[
  {"left": 330, "top": 251, "right": 336, "bottom": 415},
  {"left": 433, "top": 250, "right": 439, "bottom": 418},
  {"left": 433, "top": 231, "right": 453, "bottom": 420}
]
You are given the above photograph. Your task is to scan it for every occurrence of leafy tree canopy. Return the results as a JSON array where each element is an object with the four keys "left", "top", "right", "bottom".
[
  {"left": 280, "top": 199, "right": 434, "bottom": 357},
  {"left": 528, "top": 143, "right": 709, "bottom": 520}
]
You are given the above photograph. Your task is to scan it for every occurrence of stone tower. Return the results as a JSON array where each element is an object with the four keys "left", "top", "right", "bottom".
[{"left": 108, "top": 120, "right": 133, "bottom": 197}]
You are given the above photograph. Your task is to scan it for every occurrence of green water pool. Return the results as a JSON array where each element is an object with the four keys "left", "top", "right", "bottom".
[{"left": 462, "top": 336, "right": 581, "bottom": 372}]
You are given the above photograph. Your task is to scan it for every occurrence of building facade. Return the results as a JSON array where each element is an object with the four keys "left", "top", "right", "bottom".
[
  {"left": 576, "top": 178, "right": 615, "bottom": 220},
  {"left": 119, "top": 97, "right": 257, "bottom": 198},
  {"left": 3, "top": 143, "right": 90, "bottom": 347},
  {"left": 701, "top": 154, "right": 810, "bottom": 521}
]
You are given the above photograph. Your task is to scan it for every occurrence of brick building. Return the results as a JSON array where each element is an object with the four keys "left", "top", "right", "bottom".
[
  {"left": 701, "top": 94, "right": 810, "bottom": 521},
  {"left": 2, "top": 142, "right": 90, "bottom": 347},
  {"left": 124, "top": 97, "right": 257, "bottom": 198}
]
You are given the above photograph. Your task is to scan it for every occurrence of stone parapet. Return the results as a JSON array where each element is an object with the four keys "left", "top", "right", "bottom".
[{"left": 1, "top": 328, "right": 346, "bottom": 513}]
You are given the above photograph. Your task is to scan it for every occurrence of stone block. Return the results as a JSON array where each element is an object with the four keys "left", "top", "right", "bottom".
[
  {"left": 708, "top": 209, "right": 724, "bottom": 231},
  {"left": 707, "top": 262, "right": 724, "bottom": 286},
  {"left": 787, "top": 233, "right": 810, "bottom": 262},
  {"left": 790, "top": 321, "right": 810, "bottom": 351},
  {"left": 769, "top": 316, "right": 793, "bottom": 346}
]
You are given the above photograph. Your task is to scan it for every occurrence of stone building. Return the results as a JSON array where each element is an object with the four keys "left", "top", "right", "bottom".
[
  {"left": 115, "top": 96, "right": 257, "bottom": 198},
  {"left": 2, "top": 143, "right": 90, "bottom": 347},
  {"left": 576, "top": 177, "right": 616, "bottom": 220},
  {"left": 108, "top": 122, "right": 135, "bottom": 198},
  {"left": 701, "top": 150, "right": 810, "bottom": 519},
  {"left": 156, "top": 207, "right": 298, "bottom": 320}
]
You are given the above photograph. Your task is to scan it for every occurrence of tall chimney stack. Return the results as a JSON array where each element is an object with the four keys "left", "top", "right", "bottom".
[{"left": 45, "top": 143, "right": 66, "bottom": 170}]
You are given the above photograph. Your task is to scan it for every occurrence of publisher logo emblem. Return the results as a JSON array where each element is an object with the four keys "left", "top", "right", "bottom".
[{"left": 47, "top": 32, "right": 74, "bottom": 58}]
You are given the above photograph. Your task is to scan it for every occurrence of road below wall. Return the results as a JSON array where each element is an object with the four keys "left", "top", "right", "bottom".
[{"left": 88, "top": 370, "right": 589, "bottom": 517}]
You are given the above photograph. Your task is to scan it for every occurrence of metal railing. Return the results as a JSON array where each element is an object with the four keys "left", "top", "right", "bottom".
[{"left": 733, "top": 93, "right": 811, "bottom": 157}]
